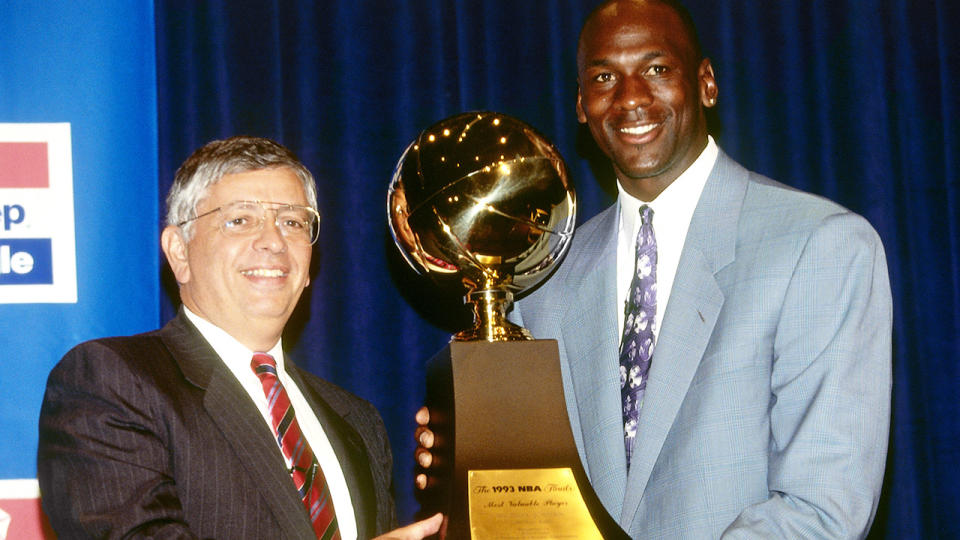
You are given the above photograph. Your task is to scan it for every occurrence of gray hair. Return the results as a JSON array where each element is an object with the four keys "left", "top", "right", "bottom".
[{"left": 166, "top": 136, "right": 318, "bottom": 239}]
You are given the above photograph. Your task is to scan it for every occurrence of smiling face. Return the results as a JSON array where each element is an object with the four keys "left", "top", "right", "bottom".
[
  {"left": 576, "top": 0, "right": 717, "bottom": 201},
  {"left": 162, "top": 167, "right": 313, "bottom": 351}
]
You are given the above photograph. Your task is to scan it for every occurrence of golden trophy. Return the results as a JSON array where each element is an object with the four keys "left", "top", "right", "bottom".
[{"left": 389, "top": 112, "right": 627, "bottom": 539}]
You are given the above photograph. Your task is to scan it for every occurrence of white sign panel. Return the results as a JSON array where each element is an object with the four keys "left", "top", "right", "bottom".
[{"left": 0, "top": 123, "right": 77, "bottom": 303}]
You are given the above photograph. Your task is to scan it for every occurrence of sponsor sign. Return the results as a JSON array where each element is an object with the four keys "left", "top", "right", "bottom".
[{"left": 0, "top": 124, "right": 76, "bottom": 303}]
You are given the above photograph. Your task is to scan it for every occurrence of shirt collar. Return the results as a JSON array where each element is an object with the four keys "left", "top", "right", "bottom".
[
  {"left": 617, "top": 135, "right": 718, "bottom": 229},
  {"left": 183, "top": 306, "right": 285, "bottom": 370}
]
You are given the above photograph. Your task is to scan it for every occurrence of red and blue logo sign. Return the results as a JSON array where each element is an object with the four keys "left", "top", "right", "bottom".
[{"left": 0, "top": 140, "right": 56, "bottom": 287}]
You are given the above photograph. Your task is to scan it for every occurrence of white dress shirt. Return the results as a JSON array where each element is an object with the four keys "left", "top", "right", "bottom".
[
  {"left": 616, "top": 136, "right": 718, "bottom": 343},
  {"left": 184, "top": 307, "right": 358, "bottom": 540}
]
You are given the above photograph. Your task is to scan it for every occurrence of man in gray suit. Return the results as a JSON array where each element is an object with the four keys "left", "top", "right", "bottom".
[
  {"left": 418, "top": 1, "right": 892, "bottom": 537},
  {"left": 39, "top": 136, "right": 441, "bottom": 539}
]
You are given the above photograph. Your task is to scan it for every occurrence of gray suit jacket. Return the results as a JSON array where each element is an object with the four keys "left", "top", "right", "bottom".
[
  {"left": 514, "top": 151, "right": 892, "bottom": 538},
  {"left": 38, "top": 310, "right": 396, "bottom": 539}
]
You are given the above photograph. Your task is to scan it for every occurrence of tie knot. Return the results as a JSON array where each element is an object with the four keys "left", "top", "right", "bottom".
[
  {"left": 251, "top": 352, "right": 278, "bottom": 376},
  {"left": 639, "top": 204, "right": 654, "bottom": 224}
]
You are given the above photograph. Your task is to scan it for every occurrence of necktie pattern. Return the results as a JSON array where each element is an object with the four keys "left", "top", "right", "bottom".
[
  {"left": 619, "top": 205, "right": 657, "bottom": 468},
  {"left": 251, "top": 353, "right": 340, "bottom": 540}
]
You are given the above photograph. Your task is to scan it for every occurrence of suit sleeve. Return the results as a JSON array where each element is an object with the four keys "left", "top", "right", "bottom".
[
  {"left": 355, "top": 398, "right": 398, "bottom": 534},
  {"left": 722, "top": 213, "right": 893, "bottom": 539},
  {"left": 37, "top": 342, "right": 200, "bottom": 539}
]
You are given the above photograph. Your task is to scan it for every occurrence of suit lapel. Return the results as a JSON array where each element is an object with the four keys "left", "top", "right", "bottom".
[
  {"left": 287, "top": 366, "right": 379, "bottom": 539},
  {"left": 160, "top": 312, "right": 313, "bottom": 538},
  {"left": 559, "top": 206, "right": 629, "bottom": 514},
  {"left": 620, "top": 152, "right": 746, "bottom": 526}
]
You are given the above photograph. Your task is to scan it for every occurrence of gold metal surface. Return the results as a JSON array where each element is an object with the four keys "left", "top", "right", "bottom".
[
  {"left": 467, "top": 468, "right": 602, "bottom": 539},
  {"left": 388, "top": 111, "right": 576, "bottom": 341}
]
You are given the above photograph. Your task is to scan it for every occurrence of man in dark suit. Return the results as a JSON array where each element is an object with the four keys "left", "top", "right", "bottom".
[
  {"left": 38, "top": 136, "right": 441, "bottom": 539},
  {"left": 418, "top": 1, "right": 892, "bottom": 537}
]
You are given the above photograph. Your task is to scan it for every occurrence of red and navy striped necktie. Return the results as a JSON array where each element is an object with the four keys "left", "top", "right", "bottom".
[{"left": 251, "top": 353, "right": 340, "bottom": 540}]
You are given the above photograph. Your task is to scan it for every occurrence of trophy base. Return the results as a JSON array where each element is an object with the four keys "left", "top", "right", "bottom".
[{"left": 422, "top": 340, "right": 627, "bottom": 539}]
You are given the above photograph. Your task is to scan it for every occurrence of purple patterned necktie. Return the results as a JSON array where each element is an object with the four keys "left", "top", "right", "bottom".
[
  {"left": 619, "top": 205, "right": 657, "bottom": 468},
  {"left": 251, "top": 353, "right": 340, "bottom": 540}
]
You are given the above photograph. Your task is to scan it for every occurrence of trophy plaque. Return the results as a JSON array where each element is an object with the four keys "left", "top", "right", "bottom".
[{"left": 389, "top": 112, "right": 627, "bottom": 539}]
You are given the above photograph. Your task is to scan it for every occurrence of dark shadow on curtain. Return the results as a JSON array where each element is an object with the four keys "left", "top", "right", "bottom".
[{"left": 384, "top": 232, "right": 473, "bottom": 335}]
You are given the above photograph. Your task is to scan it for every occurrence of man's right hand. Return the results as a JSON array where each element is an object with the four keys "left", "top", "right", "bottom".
[{"left": 414, "top": 406, "right": 435, "bottom": 490}]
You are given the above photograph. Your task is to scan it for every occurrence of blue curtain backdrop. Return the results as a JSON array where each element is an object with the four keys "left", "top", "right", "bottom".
[{"left": 155, "top": 1, "right": 959, "bottom": 537}]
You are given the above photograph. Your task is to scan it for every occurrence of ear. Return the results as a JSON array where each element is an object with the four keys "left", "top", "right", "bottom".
[
  {"left": 699, "top": 58, "right": 719, "bottom": 108},
  {"left": 161, "top": 225, "right": 191, "bottom": 284},
  {"left": 576, "top": 86, "right": 588, "bottom": 124}
]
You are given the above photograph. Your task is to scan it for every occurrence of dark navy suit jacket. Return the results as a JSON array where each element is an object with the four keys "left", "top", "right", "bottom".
[{"left": 38, "top": 310, "right": 396, "bottom": 539}]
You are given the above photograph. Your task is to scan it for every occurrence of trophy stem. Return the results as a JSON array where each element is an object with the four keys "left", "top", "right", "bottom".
[{"left": 455, "top": 288, "right": 533, "bottom": 342}]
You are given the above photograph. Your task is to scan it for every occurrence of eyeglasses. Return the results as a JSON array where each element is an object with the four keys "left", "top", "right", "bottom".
[{"left": 179, "top": 200, "right": 321, "bottom": 245}]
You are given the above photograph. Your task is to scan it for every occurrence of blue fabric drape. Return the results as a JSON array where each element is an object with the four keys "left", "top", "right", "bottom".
[{"left": 156, "top": 1, "right": 960, "bottom": 536}]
